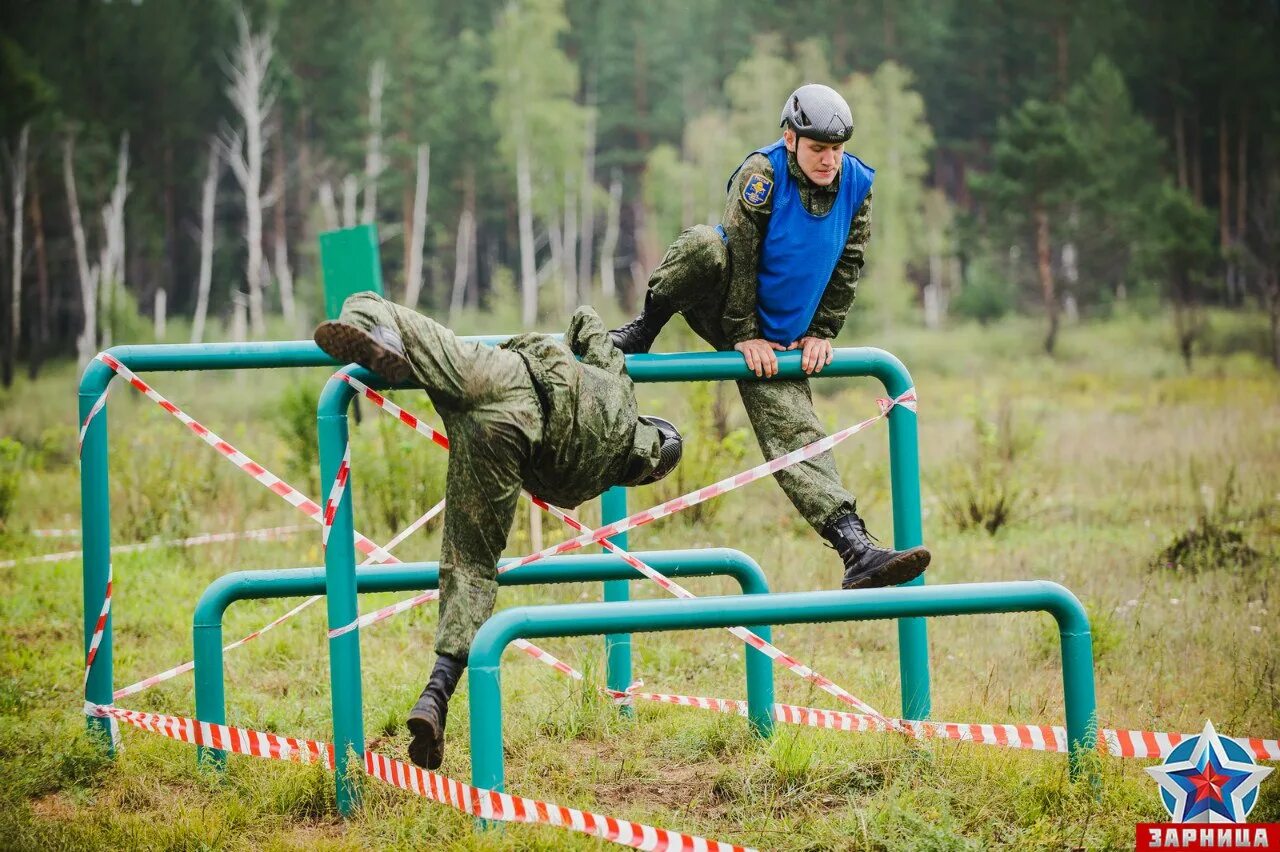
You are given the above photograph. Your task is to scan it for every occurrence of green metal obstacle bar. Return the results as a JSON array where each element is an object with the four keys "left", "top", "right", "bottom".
[
  {"left": 319, "top": 349, "right": 928, "bottom": 813},
  {"left": 192, "top": 548, "right": 774, "bottom": 768},
  {"left": 466, "top": 582, "right": 1100, "bottom": 801}
]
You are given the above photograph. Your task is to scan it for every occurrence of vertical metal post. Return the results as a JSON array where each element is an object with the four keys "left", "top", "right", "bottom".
[
  {"left": 318, "top": 399, "right": 363, "bottom": 815},
  {"left": 193, "top": 620, "right": 226, "bottom": 769},
  {"left": 79, "top": 384, "right": 115, "bottom": 752},
  {"left": 884, "top": 373, "right": 931, "bottom": 722},
  {"left": 1060, "top": 627, "right": 1099, "bottom": 781},
  {"left": 600, "top": 486, "right": 632, "bottom": 715}
]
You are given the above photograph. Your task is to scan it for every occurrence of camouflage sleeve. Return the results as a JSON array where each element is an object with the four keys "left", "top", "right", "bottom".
[
  {"left": 805, "top": 190, "right": 872, "bottom": 340},
  {"left": 719, "top": 153, "right": 774, "bottom": 345},
  {"left": 565, "top": 305, "right": 627, "bottom": 376}
]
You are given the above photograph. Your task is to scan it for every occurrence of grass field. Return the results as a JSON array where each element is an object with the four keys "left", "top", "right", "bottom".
[{"left": 1, "top": 308, "right": 1277, "bottom": 850}]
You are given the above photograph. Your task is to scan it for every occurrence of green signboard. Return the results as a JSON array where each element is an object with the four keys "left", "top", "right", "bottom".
[{"left": 319, "top": 224, "right": 384, "bottom": 320}]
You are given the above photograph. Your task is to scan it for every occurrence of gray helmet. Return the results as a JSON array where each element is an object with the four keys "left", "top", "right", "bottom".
[
  {"left": 779, "top": 83, "right": 853, "bottom": 143},
  {"left": 631, "top": 415, "right": 683, "bottom": 486}
]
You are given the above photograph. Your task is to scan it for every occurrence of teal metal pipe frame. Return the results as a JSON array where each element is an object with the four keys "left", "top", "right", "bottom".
[
  {"left": 192, "top": 549, "right": 772, "bottom": 768},
  {"left": 468, "top": 581, "right": 1098, "bottom": 801},
  {"left": 75, "top": 340, "right": 505, "bottom": 752},
  {"left": 318, "top": 346, "right": 927, "bottom": 814}
]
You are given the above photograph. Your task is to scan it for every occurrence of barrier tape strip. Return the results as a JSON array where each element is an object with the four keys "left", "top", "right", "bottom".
[
  {"left": 321, "top": 445, "right": 352, "bottom": 549},
  {"left": 603, "top": 687, "right": 1280, "bottom": 762},
  {"left": 0, "top": 524, "right": 305, "bottom": 569},
  {"left": 84, "top": 703, "right": 752, "bottom": 851},
  {"left": 83, "top": 563, "right": 113, "bottom": 690},
  {"left": 333, "top": 372, "right": 908, "bottom": 729}
]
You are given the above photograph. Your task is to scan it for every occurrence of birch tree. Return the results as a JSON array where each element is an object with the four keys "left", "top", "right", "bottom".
[
  {"left": 64, "top": 135, "right": 99, "bottom": 366},
  {"left": 491, "top": 0, "right": 584, "bottom": 328},
  {"left": 191, "top": 139, "right": 222, "bottom": 344},
  {"left": 98, "top": 134, "right": 130, "bottom": 349},
  {"left": 3, "top": 125, "right": 29, "bottom": 387},
  {"left": 404, "top": 143, "right": 429, "bottom": 307},
  {"left": 599, "top": 170, "right": 622, "bottom": 300},
  {"left": 361, "top": 60, "right": 386, "bottom": 225},
  {"left": 219, "top": 8, "right": 276, "bottom": 337}
]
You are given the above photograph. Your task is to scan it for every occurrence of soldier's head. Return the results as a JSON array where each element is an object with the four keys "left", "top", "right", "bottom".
[
  {"left": 780, "top": 83, "right": 853, "bottom": 187},
  {"left": 626, "top": 415, "right": 683, "bottom": 486}
]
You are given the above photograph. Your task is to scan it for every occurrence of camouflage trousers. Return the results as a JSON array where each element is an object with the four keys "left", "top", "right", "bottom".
[
  {"left": 646, "top": 226, "right": 856, "bottom": 531},
  {"left": 339, "top": 292, "right": 542, "bottom": 658}
]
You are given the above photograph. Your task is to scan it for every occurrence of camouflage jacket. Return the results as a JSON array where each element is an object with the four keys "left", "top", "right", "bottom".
[
  {"left": 501, "top": 307, "right": 660, "bottom": 508},
  {"left": 721, "top": 148, "right": 873, "bottom": 345}
]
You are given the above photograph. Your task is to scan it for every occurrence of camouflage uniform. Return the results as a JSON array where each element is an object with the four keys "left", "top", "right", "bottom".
[
  {"left": 336, "top": 292, "right": 663, "bottom": 657},
  {"left": 645, "top": 148, "right": 873, "bottom": 531}
]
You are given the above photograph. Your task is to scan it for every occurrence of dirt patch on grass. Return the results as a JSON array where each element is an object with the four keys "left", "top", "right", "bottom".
[{"left": 29, "top": 792, "right": 76, "bottom": 821}]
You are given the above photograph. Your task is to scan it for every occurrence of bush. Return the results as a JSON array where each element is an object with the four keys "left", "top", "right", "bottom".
[
  {"left": 349, "top": 392, "right": 449, "bottom": 539},
  {"left": 0, "top": 438, "right": 22, "bottom": 531},
  {"left": 952, "top": 265, "right": 1017, "bottom": 325},
  {"left": 275, "top": 381, "right": 321, "bottom": 497},
  {"left": 642, "top": 382, "right": 751, "bottom": 526},
  {"left": 1152, "top": 465, "right": 1263, "bottom": 574},
  {"left": 935, "top": 401, "right": 1040, "bottom": 534}
]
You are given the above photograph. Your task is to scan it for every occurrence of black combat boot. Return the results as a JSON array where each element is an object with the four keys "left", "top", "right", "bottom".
[
  {"left": 313, "top": 320, "right": 412, "bottom": 384},
  {"left": 822, "top": 512, "right": 932, "bottom": 590},
  {"left": 406, "top": 653, "right": 467, "bottom": 770},
  {"left": 607, "top": 292, "right": 675, "bottom": 354}
]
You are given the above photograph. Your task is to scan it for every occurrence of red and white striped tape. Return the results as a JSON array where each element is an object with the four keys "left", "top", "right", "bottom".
[
  {"left": 603, "top": 687, "right": 1280, "bottom": 762},
  {"left": 320, "top": 445, "right": 351, "bottom": 549},
  {"left": 1, "top": 525, "right": 305, "bottom": 570},
  {"left": 85, "top": 703, "right": 752, "bottom": 851}
]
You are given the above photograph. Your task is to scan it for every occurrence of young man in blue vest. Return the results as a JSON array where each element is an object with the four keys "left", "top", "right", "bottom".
[{"left": 610, "top": 83, "right": 930, "bottom": 591}]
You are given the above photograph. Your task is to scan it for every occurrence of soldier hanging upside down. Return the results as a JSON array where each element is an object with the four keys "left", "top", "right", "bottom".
[
  {"left": 609, "top": 83, "right": 931, "bottom": 591},
  {"left": 314, "top": 292, "right": 683, "bottom": 771}
]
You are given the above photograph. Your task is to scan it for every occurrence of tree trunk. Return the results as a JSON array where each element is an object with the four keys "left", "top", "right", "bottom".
[
  {"left": 341, "top": 174, "right": 358, "bottom": 228},
  {"left": 191, "top": 139, "right": 221, "bottom": 344},
  {"left": 449, "top": 206, "right": 473, "bottom": 322},
  {"left": 27, "top": 166, "right": 49, "bottom": 380},
  {"left": 578, "top": 107, "right": 597, "bottom": 298},
  {"left": 162, "top": 139, "right": 178, "bottom": 315},
  {"left": 1053, "top": 7, "right": 1070, "bottom": 99},
  {"left": 1236, "top": 112, "right": 1248, "bottom": 293},
  {"left": 98, "top": 135, "right": 130, "bottom": 350},
  {"left": 600, "top": 170, "right": 622, "bottom": 301},
  {"left": 515, "top": 135, "right": 537, "bottom": 328},
  {"left": 274, "top": 232, "right": 295, "bottom": 331},
  {"left": 562, "top": 172, "right": 578, "bottom": 312},
  {"left": 5, "top": 124, "right": 29, "bottom": 387},
  {"left": 1174, "top": 103, "right": 1188, "bottom": 190},
  {"left": 64, "top": 136, "right": 98, "bottom": 366},
  {"left": 1219, "top": 105, "right": 1234, "bottom": 302},
  {"left": 404, "top": 143, "right": 430, "bottom": 307},
  {"left": 361, "top": 60, "right": 386, "bottom": 225},
  {"left": 1034, "top": 203, "right": 1058, "bottom": 355},
  {"left": 1190, "top": 106, "right": 1203, "bottom": 205},
  {"left": 153, "top": 288, "right": 167, "bottom": 341},
  {"left": 318, "top": 182, "right": 339, "bottom": 232},
  {"left": 244, "top": 92, "right": 265, "bottom": 337}
]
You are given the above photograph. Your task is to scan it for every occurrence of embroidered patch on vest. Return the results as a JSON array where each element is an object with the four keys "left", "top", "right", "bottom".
[{"left": 741, "top": 173, "right": 773, "bottom": 206}]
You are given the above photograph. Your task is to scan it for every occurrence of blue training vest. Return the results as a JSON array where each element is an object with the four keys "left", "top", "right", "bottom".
[{"left": 725, "top": 138, "right": 874, "bottom": 345}]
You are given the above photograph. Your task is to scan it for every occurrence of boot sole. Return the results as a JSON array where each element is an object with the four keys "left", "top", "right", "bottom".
[
  {"left": 314, "top": 320, "right": 412, "bottom": 384},
  {"left": 842, "top": 547, "right": 931, "bottom": 590},
  {"left": 406, "top": 714, "right": 444, "bottom": 770}
]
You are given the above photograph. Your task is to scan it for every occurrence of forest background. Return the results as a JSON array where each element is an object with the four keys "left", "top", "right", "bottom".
[{"left": 1, "top": 0, "right": 1279, "bottom": 373}]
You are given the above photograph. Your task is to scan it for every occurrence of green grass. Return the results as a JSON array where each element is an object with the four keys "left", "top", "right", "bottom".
[{"left": 1, "top": 309, "right": 1277, "bottom": 850}]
